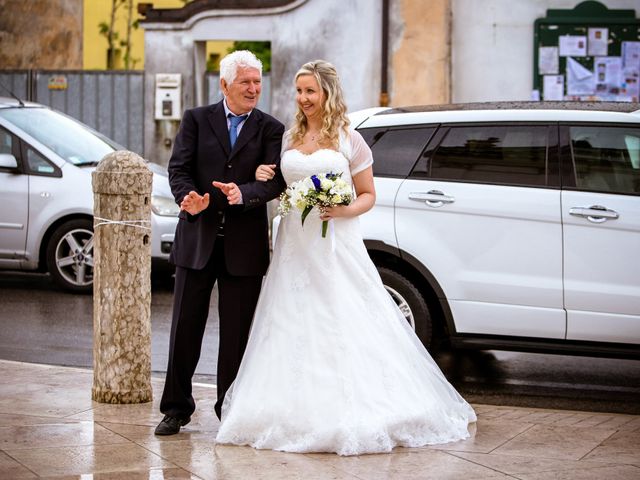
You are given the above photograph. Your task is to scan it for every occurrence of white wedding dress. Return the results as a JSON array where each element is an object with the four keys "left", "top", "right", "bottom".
[{"left": 215, "top": 130, "right": 476, "bottom": 456}]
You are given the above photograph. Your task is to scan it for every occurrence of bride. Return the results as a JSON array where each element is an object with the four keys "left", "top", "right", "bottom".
[{"left": 215, "top": 60, "right": 476, "bottom": 456}]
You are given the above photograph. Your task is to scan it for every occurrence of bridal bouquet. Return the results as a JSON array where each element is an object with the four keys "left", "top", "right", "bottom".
[{"left": 278, "top": 172, "right": 352, "bottom": 238}]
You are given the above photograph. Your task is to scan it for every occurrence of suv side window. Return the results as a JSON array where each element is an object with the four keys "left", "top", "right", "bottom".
[
  {"left": 425, "top": 125, "right": 549, "bottom": 187},
  {"left": 358, "top": 127, "right": 435, "bottom": 178},
  {"left": 570, "top": 125, "right": 640, "bottom": 195}
]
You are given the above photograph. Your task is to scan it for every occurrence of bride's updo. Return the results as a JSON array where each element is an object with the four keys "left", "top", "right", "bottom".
[{"left": 291, "top": 60, "right": 350, "bottom": 150}]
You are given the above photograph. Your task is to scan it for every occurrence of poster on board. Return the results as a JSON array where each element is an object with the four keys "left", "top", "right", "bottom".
[
  {"left": 566, "top": 57, "right": 594, "bottom": 95},
  {"left": 543, "top": 75, "right": 564, "bottom": 101},
  {"left": 539, "top": 46, "right": 559, "bottom": 74},
  {"left": 559, "top": 35, "right": 587, "bottom": 56},
  {"left": 588, "top": 28, "right": 608, "bottom": 56}
]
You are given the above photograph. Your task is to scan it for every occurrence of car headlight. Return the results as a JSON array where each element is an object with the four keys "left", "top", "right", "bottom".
[{"left": 151, "top": 195, "right": 180, "bottom": 217}]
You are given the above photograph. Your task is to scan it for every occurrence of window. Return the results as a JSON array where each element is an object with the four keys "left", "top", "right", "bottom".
[
  {"left": 23, "top": 145, "right": 60, "bottom": 177},
  {"left": 0, "top": 127, "right": 19, "bottom": 171},
  {"left": 359, "top": 127, "right": 434, "bottom": 178},
  {"left": 0, "top": 128, "right": 12, "bottom": 155},
  {"left": 570, "top": 125, "right": 640, "bottom": 195},
  {"left": 427, "top": 125, "right": 549, "bottom": 187},
  {"left": 0, "top": 107, "right": 116, "bottom": 166}
]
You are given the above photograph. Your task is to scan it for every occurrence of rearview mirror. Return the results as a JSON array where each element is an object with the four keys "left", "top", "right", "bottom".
[{"left": 0, "top": 153, "right": 18, "bottom": 169}]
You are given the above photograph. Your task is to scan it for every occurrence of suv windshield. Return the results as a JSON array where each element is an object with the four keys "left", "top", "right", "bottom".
[{"left": 0, "top": 107, "right": 117, "bottom": 166}]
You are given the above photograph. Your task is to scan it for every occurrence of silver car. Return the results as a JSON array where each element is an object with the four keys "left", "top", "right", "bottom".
[{"left": 0, "top": 97, "right": 178, "bottom": 293}]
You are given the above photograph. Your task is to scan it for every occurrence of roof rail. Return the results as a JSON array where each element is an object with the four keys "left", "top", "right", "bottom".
[{"left": 381, "top": 101, "right": 640, "bottom": 115}]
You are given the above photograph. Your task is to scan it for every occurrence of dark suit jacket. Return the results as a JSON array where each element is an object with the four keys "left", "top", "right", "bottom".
[{"left": 168, "top": 100, "right": 286, "bottom": 275}]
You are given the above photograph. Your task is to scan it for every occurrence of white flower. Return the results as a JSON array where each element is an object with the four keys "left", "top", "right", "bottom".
[
  {"left": 320, "top": 178, "right": 332, "bottom": 190},
  {"left": 302, "top": 177, "right": 315, "bottom": 191}
]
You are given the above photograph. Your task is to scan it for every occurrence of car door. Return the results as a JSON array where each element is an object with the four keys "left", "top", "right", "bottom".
[
  {"left": 0, "top": 126, "right": 28, "bottom": 268},
  {"left": 561, "top": 123, "right": 640, "bottom": 345},
  {"left": 358, "top": 126, "right": 437, "bottom": 248},
  {"left": 395, "top": 123, "right": 566, "bottom": 339}
]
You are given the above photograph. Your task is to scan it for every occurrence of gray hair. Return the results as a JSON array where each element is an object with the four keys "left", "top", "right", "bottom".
[{"left": 219, "top": 50, "right": 263, "bottom": 84}]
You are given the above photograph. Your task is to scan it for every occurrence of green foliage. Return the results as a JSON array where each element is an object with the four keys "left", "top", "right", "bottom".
[
  {"left": 229, "top": 41, "right": 271, "bottom": 72},
  {"left": 98, "top": 0, "right": 140, "bottom": 70}
]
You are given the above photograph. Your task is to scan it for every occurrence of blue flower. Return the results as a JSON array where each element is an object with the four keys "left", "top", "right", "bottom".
[{"left": 311, "top": 175, "right": 321, "bottom": 192}]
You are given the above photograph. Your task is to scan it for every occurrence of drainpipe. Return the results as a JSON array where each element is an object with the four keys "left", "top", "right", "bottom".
[{"left": 380, "top": 0, "right": 390, "bottom": 107}]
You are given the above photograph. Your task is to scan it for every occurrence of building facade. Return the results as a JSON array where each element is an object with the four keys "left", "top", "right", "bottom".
[{"left": 0, "top": 0, "right": 83, "bottom": 69}]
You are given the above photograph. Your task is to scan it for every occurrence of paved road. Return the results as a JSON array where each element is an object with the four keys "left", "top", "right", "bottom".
[{"left": 1, "top": 271, "right": 639, "bottom": 414}]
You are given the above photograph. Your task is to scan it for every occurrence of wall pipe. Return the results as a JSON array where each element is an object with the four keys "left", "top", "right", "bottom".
[{"left": 380, "top": 0, "right": 390, "bottom": 106}]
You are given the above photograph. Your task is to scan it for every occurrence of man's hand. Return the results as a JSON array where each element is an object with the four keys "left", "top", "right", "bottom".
[
  {"left": 255, "top": 164, "right": 276, "bottom": 182},
  {"left": 180, "top": 191, "right": 210, "bottom": 215},
  {"left": 213, "top": 181, "right": 242, "bottom": 205}
]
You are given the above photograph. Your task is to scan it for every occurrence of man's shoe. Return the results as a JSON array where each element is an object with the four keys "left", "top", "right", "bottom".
[{"left": 154, "top": 415, "right": 191, "bottom": 435}]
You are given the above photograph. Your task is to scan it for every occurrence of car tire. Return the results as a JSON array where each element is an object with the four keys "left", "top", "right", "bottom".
[
  {"left": 378, "top": 266, "right": 432, "bottom": 349},
  {"left": 46, "top": 219, "right": 94, "bottom": 293}
]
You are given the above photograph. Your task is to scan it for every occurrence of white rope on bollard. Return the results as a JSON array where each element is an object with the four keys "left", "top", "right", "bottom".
[{"left": 94, "top": 217, "right": 152, "bottom": 231}]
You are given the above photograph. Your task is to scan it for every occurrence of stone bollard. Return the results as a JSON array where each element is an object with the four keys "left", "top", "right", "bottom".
[{"left": 91, "top": 151, "right": 153, "bottom": 404}]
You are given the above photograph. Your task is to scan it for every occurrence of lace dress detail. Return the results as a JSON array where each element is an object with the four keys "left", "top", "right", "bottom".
[{"left": 215, "top": 131, "right": 476, "bottom": 456}]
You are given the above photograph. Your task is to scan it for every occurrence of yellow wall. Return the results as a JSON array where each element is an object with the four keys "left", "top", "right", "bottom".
[{"left": 83, "top": 0, "right": 233, "bottom": 70}]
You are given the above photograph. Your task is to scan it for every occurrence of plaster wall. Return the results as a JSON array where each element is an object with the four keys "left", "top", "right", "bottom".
[
  {"left": 391, "top": 0, "right": 451, "bottom": 106},
  {"left": 452, "top": 0, "right": 640, "bottom": 102},
  {"left": 0, "top": 0, "right": 83, "bottom": 69},
  {"left": 142, "top": 0, "right": 381, "bottom": 165}
]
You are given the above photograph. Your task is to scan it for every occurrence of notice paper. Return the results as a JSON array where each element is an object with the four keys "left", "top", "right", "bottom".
[
  {"left": 595, "top": 57, "right": 623, "bottom": 100},
  {"left": 566, "top": 57, "right": 594, "bottom": 95},
  {"left": 539, "top": 46, "right": 559, "bottom": 74},
  {"left": 588, "top": 28, "right": 608, "bottom": 56},
  {"left": 622, "top": 41, "right": 640, "bottom": 69},
  {"left": 543, "top": 75, "right": 564, "bottom": 101},
  {"left": 559, "top": 35, "right": 587, "bottom": 57}
]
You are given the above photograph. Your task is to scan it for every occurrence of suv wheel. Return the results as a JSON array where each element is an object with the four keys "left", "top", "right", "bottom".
[
  {"left": 46, "top": 219, "right": 94, "bottom": 293},
  {"left": 378, "top": 267, "right": 432, "bottom": 348}
]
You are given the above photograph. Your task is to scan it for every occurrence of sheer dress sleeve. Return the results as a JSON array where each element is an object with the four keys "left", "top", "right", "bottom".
[
  {"left": 348, "top": 129, "right": 374, "bottom": 176},
  {"left": 280, "top": 129, "right": 293, "bottom": 157}
]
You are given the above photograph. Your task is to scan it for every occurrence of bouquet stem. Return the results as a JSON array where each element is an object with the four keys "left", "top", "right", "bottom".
[{"left": 321, "top": 220, "right": 328, "bottom": 238}]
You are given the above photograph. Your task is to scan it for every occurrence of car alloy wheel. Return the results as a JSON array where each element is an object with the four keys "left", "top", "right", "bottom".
[
  {"left": 378, "top": 266, "right": 432, "bottom": 349},
  {"left": 46, "top": 219, "right": 94, "bottom": 293},
  {"left": 384, "top": 284, "right": 416, "bottom": 329}
]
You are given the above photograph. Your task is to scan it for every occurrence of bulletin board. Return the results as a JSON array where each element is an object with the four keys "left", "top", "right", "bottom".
[{"left": 533, "top": 1, "right": 640, "bottom": 101}]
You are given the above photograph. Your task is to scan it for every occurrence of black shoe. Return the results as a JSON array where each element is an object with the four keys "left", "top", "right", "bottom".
[{"left": 154, "top": 415, "right": 191, "bottom": 435}]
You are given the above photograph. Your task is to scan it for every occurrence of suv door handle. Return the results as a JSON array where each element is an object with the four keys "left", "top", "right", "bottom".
[
  {"left": 408, "top": 190, "right": 455, "bottom": 208},
  {"left": 569, "top": 205, "right": 619, "bottom": 223}
]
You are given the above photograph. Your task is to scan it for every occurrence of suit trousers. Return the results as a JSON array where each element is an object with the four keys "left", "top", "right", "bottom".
[{"left": 159, "top": 236, "right": 263, "bottom": 420}]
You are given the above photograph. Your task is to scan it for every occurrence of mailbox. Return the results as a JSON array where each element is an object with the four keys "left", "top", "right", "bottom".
[{"left": 155, "top": 73, "right": 182, "bottom": 120}]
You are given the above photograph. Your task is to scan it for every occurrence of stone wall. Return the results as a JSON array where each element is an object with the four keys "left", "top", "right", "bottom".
[{"left": 0, "top": 0, "right": 83, "bottom": 69}]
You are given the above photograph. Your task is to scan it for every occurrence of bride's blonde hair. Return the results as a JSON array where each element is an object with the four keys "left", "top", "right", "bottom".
[{"left": 290, "top": 60, "right": 350, "bottom": 149}]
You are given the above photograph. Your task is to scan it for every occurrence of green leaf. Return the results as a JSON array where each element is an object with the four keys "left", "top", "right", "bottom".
[
  {"left": 301, "top": 205, "right": 313, "bottom": 226},
  {"left": 228, "top": 41, "right": 271, "bottom": 72}
]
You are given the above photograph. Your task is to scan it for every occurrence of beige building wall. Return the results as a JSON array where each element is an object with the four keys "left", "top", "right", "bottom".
[
  {"left": 0, "top": 0, "right": 83, "bottom": 69},
  {"left": 391, "top": 0, "right": 451, "bottom": 106}
]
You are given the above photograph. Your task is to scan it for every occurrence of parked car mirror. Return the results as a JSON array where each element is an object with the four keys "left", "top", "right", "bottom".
[{"left": 0, "top": 153, "right": 18, "bottom": 170}]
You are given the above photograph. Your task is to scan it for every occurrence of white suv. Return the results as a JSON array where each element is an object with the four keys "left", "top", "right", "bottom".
[
  {"left": 351, "top": 102, "right": 640, "bottom": 358},
  {"left": 0, "top": 97, "right": 179, "bottom": 292}
]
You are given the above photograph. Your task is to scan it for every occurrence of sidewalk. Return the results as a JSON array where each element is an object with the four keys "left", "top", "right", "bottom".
[{"left": 0, "top": 360, "right": 638, "bottom": 479}]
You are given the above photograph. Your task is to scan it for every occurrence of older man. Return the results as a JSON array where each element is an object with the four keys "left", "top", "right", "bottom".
[{"left": 155, "top": 50, "right": 286, "bottom": 435}]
